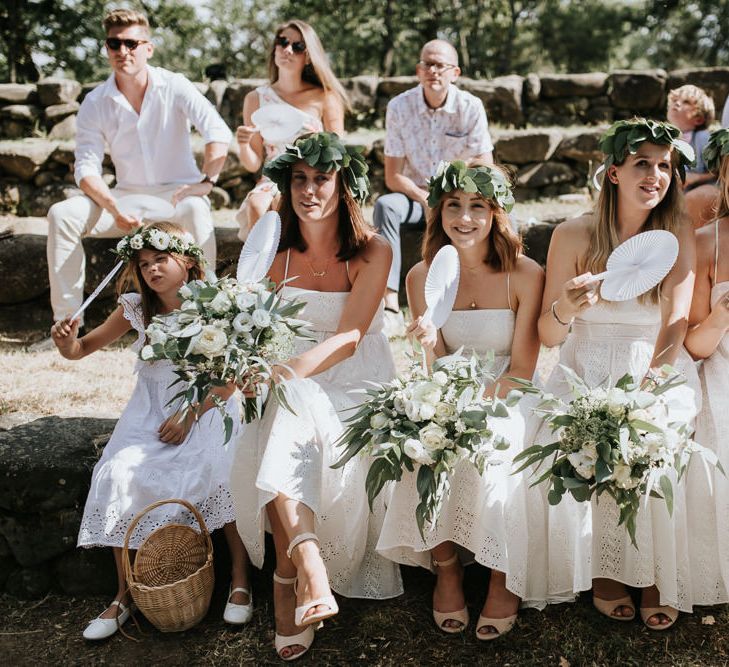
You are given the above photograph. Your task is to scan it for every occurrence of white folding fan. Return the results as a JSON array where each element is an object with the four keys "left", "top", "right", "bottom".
[
  {"left": 116, "top": 194, "right": 176, "bottom": 222},
  {"left": 594, "top": 230, "right": 679, "bottom": 301},
  {"left": 252, "top": 104, "right": 308, "bottom": 144},
  {"left": 422, "top": 245, "right": 460, "bottom": 328},
  {"left": 236, "top": 211, "right": 281, "bottom": 284}
]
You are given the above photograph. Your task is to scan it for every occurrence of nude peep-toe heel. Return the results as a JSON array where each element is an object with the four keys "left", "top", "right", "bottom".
[
  {"left": 432, "top": 553, "right": 469, "bottom": 634},
  {"left": 273, "top": 572, "right": 315, "bottom": 662},
  {"left": 593, "top": 595, "right": 636, "bottom": 621},
  {"left": 475, "top": 613, "right": 517, "bottom": 641},
  {"left": 287, "top": 533, "right": 339, "bottom": 627},
  {"left": 640, "top": 605, "right": 679, "bottom": 631}
]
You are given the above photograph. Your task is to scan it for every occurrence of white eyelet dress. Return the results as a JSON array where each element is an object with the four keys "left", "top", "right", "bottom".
[
  {"left": 376, "top": 300, "right": 549, "bottom": 609},
  {"left": 688, "top": 220, "right": 729, "bottom": 606},
  {"left": 229, "top": 261, "right": 404, "bottom": 599},
  {"left": 77, "top": 293, "right": 240, "bottom": 549},
  {"left": 527, "top": 298, "right": 703, "bottom": 611}
]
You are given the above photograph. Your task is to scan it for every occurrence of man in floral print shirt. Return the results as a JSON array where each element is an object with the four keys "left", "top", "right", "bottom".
[{"left": 374, "top": 39, "right": 494, "bottom": 320}]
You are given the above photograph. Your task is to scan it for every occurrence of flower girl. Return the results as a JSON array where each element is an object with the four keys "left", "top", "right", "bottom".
[
  {"left": 684, "top": 127, "right": 729, "bottom": 606},
  {"left": 376, "top": 161, "right": 547, "bottom": 639},
  {"left": 531, "top": 119, "right": 700, "bottom": 629},
  {"left": 229, "top": 132, "right": 402, "bottom": 661},
  {"left": 51, "top": 222, "right": 252, "bottom": 640}
]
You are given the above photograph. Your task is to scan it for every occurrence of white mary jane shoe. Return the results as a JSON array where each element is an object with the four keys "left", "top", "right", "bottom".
[
  {"left": 223, "top": 586, "right": 253, "bottom": 625},
  {"left": 82, "top": 600, "right": 130, "bottom": 641}
]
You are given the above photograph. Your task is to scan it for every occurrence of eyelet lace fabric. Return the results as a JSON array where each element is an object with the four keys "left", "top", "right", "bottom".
[
  {"left": 526, "top": 299, "right": 705, "bottom": 611},
  {"left": 229, "top": 289, "right": 404, "bottom": 600},
  {"left": 376, "top": 309, "right": 549, "bottom": 609},
  {"left": 77, "top": 293, "right": 240, "bottom": 549}
]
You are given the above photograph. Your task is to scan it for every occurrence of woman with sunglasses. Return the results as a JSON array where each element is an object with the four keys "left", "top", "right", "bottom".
[{"left": 235, "top": 20, "right": 350, "bottom": 241}]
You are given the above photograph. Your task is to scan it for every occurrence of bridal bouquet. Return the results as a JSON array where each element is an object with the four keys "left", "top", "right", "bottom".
[
  {"left": 514, "top": 366, "right": 721, "bottom": 547},
  {"left": 141, "top": 276, "right": 311, "bottom": 440},
  {"left": 333, "top": 351, "right": 521, "bottom": 538}
]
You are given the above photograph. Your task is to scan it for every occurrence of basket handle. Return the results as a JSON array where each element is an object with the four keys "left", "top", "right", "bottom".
[{"left": 122, "top": 498, "right": 213, "bottom": 586}]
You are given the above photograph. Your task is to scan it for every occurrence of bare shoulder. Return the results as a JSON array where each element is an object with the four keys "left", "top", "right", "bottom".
[
  {"left": 406, "top": 260, "right": 428, "bottom": 289},
  {"left": 550, "top": 214, "right": 593, "bottom": 251},
  {"left": 513, "top": 254, "right": 544, "bottom": 281},
  {"left": 243, "top": 90, "right": 260, "bottom": 109},
  {"left": 361, "top": 233, "right": 392, "bottom": 260},
  {"left": 268, "top": 249, "right": 288, "bottom": 283}
]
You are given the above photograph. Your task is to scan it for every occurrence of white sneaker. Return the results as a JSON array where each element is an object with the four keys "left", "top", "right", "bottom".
[
  {"left": 223, "top": 586, "right": 253, "bottom": 625},
  {"left": 82, "top": 600, "right": 131, "bottom": 640},
  {"left": 383, "top": 309, "right": 406, "bottom": 339}
]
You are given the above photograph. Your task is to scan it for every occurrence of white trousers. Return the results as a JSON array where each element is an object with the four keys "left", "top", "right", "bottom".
[{"left": 46, "top": 185, "right": 216, "bottom": 322}]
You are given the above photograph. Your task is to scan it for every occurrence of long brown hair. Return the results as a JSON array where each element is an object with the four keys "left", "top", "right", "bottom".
[
  {"left": 715, "top": 154, "right": 729, "bottom": 221},
  {"left": 268, "top": 19, "right": 351, "bottom": 113},
  {"left": 422, "top": 166, "right": 522, "bottom": 271},
  {"left": 585, "top": 146, "right": 686, "bottom": 303},
  {"left": 277, "top": 170, "right": 371, "bottom": 261},
  {"left": 116, "top": 221, "right": 205, "bottom": 326}
]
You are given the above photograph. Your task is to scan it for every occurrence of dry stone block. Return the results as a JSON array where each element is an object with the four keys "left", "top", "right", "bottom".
[
  {"left": 540, "top": 72, "right": 607, "bottom": 98},
  {"left": 36, "top": 77, "right": 82, "bottom": 106},
  {"left": 44, "top": 102, "right": 79, "bottom": 122},
  {"left": 0, "top": 231, "right": 48, "bottom": 303},
  {"left": 0, "top": 84, "right": 36, "bottom": 105},
  {"left": 0, "top": 508, "right": 81, "bottom": 567},
  {"left": 220, "top": 78, "right": 267, "bottom": 128},
  {"left": 555, "top": 128, "right": 607, "bottom": 163},
  {"left": 343, "top": 75, "right": 379, "bottom": 113},
  {"left": 54, "top": 548, "right": 117, "bottom": 596},
  {"left": 0, "top": 138, "right": 57, "bottom": 180},
  {"left": 666, "top": 67, "right": 729, "bottom": 115},
  {"left": 517, "top": 161, "right": 576, "bottom": 189},
  {"left": 1, "top": 104, "right": 39, "bottom": 121},
  {"left": 460, "top": 75, "right": 524, "bottom": 126},
  {"left": 494, "top": 129, "right": 563, "bottom": 165},
  {"left": 5, "top": 564, "right": 53, "bottom": 599},
  {"left": 48, "top": 114, "right": 77, "bottom": 140},
  {"left": 50, "top": 141, "right": 76, "bottom": 165},
  {"left": 0, "top": 182, "right": 20, "bottom": 213},
  {"left": 524, "top": 73, "right": 541, "bottom": 103},
  {"left": 609, "top": 69, "right": 667, "bottom": 111},
  {"left": 377, "top": 76, "right": 418, "bottom": 99},
  {"left": 520, "top": 221, "right": 559, "bottom": 266}
]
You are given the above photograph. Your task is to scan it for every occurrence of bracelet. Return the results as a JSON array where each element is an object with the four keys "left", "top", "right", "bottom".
[{"left": 551, "top": 300, "right": 573, "bottom": 326}]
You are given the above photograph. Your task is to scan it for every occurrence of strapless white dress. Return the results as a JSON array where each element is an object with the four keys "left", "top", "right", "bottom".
[
  {"left": 376, "top": 309, "right": 548, "bottom": 608},
  {"left": 229, "top": 286, "right": 403, "bottom": 599},
  {"left": 527, "top": 299, "right": 703, "bottom": 611}
]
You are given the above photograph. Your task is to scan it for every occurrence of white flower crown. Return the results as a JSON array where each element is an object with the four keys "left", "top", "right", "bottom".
[{"left": 113, "top": 227, "right": 205, "bottom": 264}]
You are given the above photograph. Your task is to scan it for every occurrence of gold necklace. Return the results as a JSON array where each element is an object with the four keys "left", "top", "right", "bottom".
[{"left": 305, "top": 256, "right": 335, "bottom": 278}]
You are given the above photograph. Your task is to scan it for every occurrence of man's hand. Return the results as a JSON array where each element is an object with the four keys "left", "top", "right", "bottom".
[
  {"left": 112, "top": 210, "right": 142, "bottom": 233},
  {"left": 172, "top": 181, "right": 213, "bottom": 205}
]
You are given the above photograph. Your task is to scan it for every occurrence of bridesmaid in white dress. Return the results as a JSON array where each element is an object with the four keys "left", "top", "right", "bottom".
[
  {"left": 376, "top": 161, "right": 547, "bottom": 640},
  {"left": 229, "top": 132, "right": 402, "bottom": 661},
  {"left": 234, "top": 19, "right": 349, "bottom": 239},
  {"left": 684, "top": 128, "right": 729, "bottom": 607},
  {"left": 531, "top": 118, "right": 700, "bottom": 629}
]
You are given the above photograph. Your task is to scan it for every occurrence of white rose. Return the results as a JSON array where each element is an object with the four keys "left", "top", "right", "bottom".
[
  {"left": 149, "top": 229, "right": 170, "bottom": 250},
  {"left": 191, "top": 325, "right": 228, "bottom": 359},
  {"left": 233, "top": 312, "right": 254, "bottom": 333},
  {"left": 147, "top": 326, "right": 167, "bottom": 346},
  {"left": 140, "top": 344, "right": 155, "bottom": 360},
  {"left": 181, "top": 299, "right": 198, "bottom": 312},
  {"left": 567, "top": 448, "right": 597, "bottom": 480},
  {"left": 418, "top": 403, "right": 436, "bottom": 421},
  {"left": 178, "top": 284, "right": 193, "bottom": 299},
  {"left": 403, "top": 438, "right": 435, "bottom": 465},
  {"left": 235, "top": 291, "right": 258, "bottom": 310},
  {"left": 393, "top": 395, "right": 407, "bottom": 414},
  {"left": 370, "top": 413, "right": 389, "bottom": 430},
  {"left": 411, "top": 381, "right": 442, "bottom": 406},
  {"left": 612, "top": 463, "right": 639, "bottom": 489},
  {"left": 130, "top": 234, "right": 144, "bottom": 250},
  {"left": 431, "top": 370, "right": 448, "bottom": 386},
  {"left": 419, "top": 422, "right": 448, "bottom": 452},
  {"left": 605, "top": 388, "right": 629, "bottom": 416},
  {"left": 251, "top": 308, "right": 272, "bottom": 328},
  {"left": 434, "top": 401, "right": 456, "bottom": 423},
  {"left": 208, "top": 291, "right": 232, "bottom": 314}
]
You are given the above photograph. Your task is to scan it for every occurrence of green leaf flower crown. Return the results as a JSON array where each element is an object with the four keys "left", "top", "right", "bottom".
[
  {"left": 262, "top": 131, "right": 370, "bottom": 204},
  {"left": 598, "top": 118, "right": 696, "bottom": 182},
  {"left": 427, "top": 160, "right": 515, "bottom": 212},
  {"left": 113, "top": 226, "right": 205, "bottom": 264},
  {"left": 703, "top": 128, "right": 729, "bottom": 174}
]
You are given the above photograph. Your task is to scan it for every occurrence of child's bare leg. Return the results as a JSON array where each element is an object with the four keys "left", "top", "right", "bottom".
[
  {"left": 223, "top": 522, "right": 250, "bottom": 604},
  {"left": 97, "top": 547, "right": 132, "bottom": 619}
]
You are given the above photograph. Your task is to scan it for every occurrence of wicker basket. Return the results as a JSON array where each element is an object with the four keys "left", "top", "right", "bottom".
[{"left": 122, "top": 498, "right": 214, "bottom": 632}]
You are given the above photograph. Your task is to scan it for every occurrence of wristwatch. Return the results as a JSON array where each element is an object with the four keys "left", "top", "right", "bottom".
[{"left": 200, "top": 174, "right": 217, "bottom": 186}]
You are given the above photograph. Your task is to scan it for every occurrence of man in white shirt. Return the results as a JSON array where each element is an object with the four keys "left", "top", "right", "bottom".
[
  {"left": 46, "top": 8, "right": 232, "bottom": 324},
  {"left": 374, "top": 40, "right": 494, "bottom": 315}
]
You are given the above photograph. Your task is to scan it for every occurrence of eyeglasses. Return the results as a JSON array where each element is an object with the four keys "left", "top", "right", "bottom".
[
  {"left": 105, "top": 37, "right": 149, "bottom": 51},
  {"left": 417, "top": 61, "right": 457, "bottom": 73},
  {"left": 275, "top": 35, "right": 306, "bottom": 54}
]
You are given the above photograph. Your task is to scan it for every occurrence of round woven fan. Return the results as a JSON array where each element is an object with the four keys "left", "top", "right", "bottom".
[
  {"left": 596, "top": 230, "right": 679, "bottom": 301},
  {"left": 236, "top": 211, "right": 281, "bottom": 284},
  {"left": 252, "top": 104, "right": 307, "bottom": 144},
  {"left": 116, "top": 194, "right": 175, "bottom": 222},
  {"left": 423, "top": 245, "right": 460, "bottom": 328}
]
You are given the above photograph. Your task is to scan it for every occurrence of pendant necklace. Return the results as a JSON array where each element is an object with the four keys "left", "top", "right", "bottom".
[
  {"left": 462, "top": 263, "right": 481, "bottom": 310},
  {"left": 306, "top": 256, "right": 334, "bottom": 278}
]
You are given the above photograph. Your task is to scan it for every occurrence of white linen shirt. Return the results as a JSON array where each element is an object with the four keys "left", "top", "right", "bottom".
[
  {"left": 74, "top": 66, "right": 232, "bottom": 189},
  {"left": 384, "top": 84, "right": 493, "bottom": 188}
]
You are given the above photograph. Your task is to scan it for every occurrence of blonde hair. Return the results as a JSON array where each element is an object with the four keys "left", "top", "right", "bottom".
[
  {"left": 268, "top": 20, "right": 351, "bottom": 113},
  {"left": 668, "top": 84, "right": 715, "bottom": 128},
  {"left": 715, "top": 155, "right": 729, "bottom": 220},
  {"left": 423, "top": 163, "right": 521, "bottom": 272},
  {"left": 585, "top": 148, "right": 686, "bottom": 303},
  {"left": 116, "top": 221, "right": 205, "bottom": 327}
]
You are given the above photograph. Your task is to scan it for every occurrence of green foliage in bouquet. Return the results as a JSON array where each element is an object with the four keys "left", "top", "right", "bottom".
[
  {"left": 141, "top": 276, "right": 312, "bottom": 441},
  {"left": 333, "top": 351, "right": 522, "bottom": 539},
  {"left": 514, "top": 365, "right": 722, "bottom": 548}
]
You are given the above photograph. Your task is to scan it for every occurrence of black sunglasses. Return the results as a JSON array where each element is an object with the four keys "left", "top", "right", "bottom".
[
  {"left": 105, "top": 37, "right": 149, "bottom": 51},
  {"left": 275, "top": 35, "right": 306, "bottom": 54}
]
